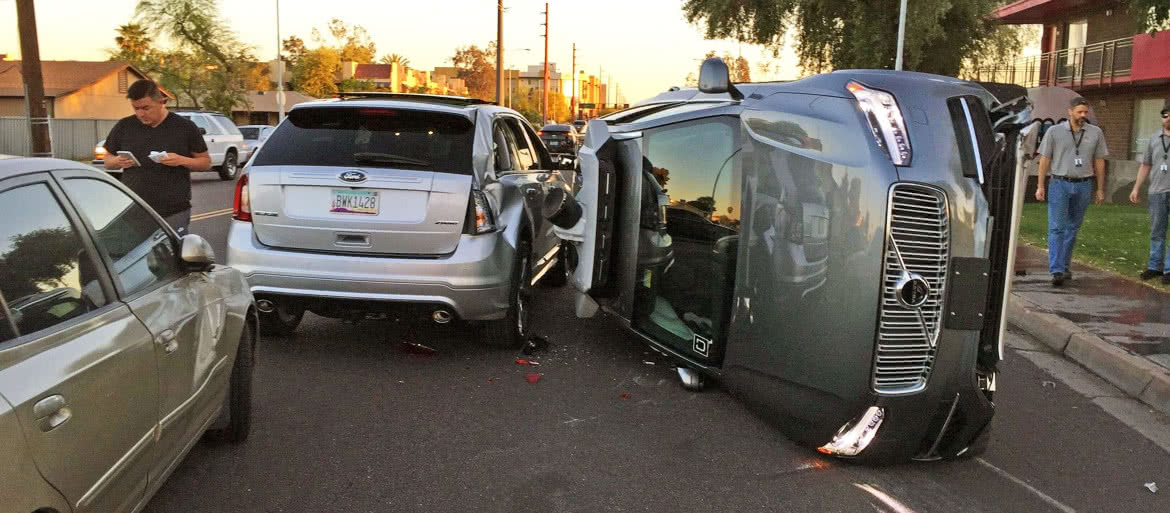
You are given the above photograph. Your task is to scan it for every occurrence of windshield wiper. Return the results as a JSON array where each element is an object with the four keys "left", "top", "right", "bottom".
[{"left": 353, "top": 152, "right": 431, "bottom": 168}]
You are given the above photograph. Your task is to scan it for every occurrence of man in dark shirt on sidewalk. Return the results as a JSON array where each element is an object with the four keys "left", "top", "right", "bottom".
[{"left": 103, "top": 79, "right": 210, "bottom": 234}]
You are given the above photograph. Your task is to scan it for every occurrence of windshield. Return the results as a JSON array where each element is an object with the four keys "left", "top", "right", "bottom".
[
  {"left": 252, "top": 107, "right": 475, "bottom": 173},
  {"left": 239, "top": 127, "right": 261, "bottom": 139}
]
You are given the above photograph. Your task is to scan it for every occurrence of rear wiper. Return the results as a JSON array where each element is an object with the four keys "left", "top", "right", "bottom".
[{"left": 353, "top": 152, "right": 431, "bottom": 167}]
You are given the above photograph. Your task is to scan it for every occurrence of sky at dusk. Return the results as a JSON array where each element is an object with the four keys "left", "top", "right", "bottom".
[{"left": 1, "top": 0, "right": 807, "bottom": 104}]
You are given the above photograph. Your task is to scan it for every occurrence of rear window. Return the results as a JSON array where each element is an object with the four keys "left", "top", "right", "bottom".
[
  {"left": 253, "top": 107, "right": 475, "bottom": 173},
  {"left": 213, "top": 116, "right": 243, "bottom": 135},
  {"left": 239, "top": 127, "right": 261, "bottom": 139}
]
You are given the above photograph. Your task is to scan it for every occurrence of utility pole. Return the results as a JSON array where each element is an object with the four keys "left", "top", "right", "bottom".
[
  {"left": 571, "top": 43, "right": 576, "bottom": 120},
  {"left": 541, "top": 3, "right": 549, "bottom": 124},
  {"left": 276, "top": 0, "right": 285, "bottom": 121},
  {"left": 16, "top": 0, "right": 51, "bottom": 157},
  {"left": 496, "top": 1, "right": 504, "bottom": 105}
]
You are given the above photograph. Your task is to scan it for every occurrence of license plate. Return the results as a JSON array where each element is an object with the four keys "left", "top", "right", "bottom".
[{"left": 330, "top": 189, "right": 378, "bottom": 215}]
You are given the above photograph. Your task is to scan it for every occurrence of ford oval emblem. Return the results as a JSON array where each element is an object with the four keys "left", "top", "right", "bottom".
[
  {"left": 339, "top": 170, "right": 367, "bottom": 184},
  {"left": 895, "top": 272, "right": 931, "bottom": 309}
]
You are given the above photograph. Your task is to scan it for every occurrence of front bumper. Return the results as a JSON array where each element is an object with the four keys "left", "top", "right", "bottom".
[{"left": 225, "top": 220, "right": 513, "bottom": 321}]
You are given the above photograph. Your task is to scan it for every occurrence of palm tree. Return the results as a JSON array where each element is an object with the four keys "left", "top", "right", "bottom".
[
  {"left": 112, "top": 23, "right": 152, "bottom": 63},
  {"left": 380, "top": 53, "right": 410, "bottom": 70}
]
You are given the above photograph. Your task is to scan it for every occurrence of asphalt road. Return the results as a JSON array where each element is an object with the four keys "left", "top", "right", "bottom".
[{"left": 146, "top": 176, "right": 1170, "bottom": 513}]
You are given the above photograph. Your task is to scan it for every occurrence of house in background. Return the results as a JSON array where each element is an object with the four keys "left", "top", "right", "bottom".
[
  {"left": 231, "top": 89, "right": 318, "bottom": 126},
  {"left": 0, "top": 60, "right": 171, "bottom": 119}
]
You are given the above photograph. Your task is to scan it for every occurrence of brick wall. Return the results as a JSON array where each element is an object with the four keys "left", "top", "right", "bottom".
[
  {"left": 1081, "top": 89, "right": 1134, "bottom": 158},
  {"left": 1086, "top": 4, "right": 1135, "bottom": 44}
]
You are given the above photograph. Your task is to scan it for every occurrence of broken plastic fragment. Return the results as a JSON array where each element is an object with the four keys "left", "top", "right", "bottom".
[
  {"left": 1145, "top": 482, "right": 1157, "bottom": 493},
  {"left": 643, "top": 361, "right": 655, "bottom": 365},
  {"left": 522, "top": 335, "right": 551, "bottom": 355},
  {"left": 1041, "top": 380, "right": 1056, "bottom": 388},
  {"left": 398, "top": 341, "right": 437, "bottom": 355},
  {"left": 620, "top": 393, "right": 630, "bottom": 399},
  {"left": 525, "top": 372, "right": 542, "bottom": 384},
  {"left": 515, "top": 359, "right": 530, "bottom": 365}
]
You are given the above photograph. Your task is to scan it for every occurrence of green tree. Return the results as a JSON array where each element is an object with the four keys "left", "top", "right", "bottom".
[
  {"left": 451, "top": 43, "right": 497, "bottom": 101},
  {"left": 1129, "top": 0, "right": 1170, "bottom": 34},
  {"left": 322, "top": 18, "right": 377, "bottom": 63},
  {"left": 110, "top": 23, "right": 153, "bottom": 65},
  {"left": 133, "top": 0, "right": 255, "bottom": 113},
  {"left": 291, "top": 47, "right": 341, "bottom": 98},
  {"left": 682, "top": 0, "right": 1022, "bottom": 77},
  {"left": 282, "top": 35, "right": 308, "bottom": 67},
  {"left": 704, "top": 51, "right": 750, "bottom": 82},
  {"left": 339, "top": 78, "right": 375, "bottom": 92}
]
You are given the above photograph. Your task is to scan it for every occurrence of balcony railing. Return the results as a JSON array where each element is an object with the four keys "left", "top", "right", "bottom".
[{"left": 965, "top": 36, "right": 1133, "bottom": 88}]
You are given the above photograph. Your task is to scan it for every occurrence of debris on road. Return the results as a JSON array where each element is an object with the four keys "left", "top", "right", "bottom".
[
  {"left": 515, "top": 359, "right": 540, "bottom": 366},
  {"left": 643, "top": 361, "right": 655, "bottom": 365},
  {"left": 620, "top": 393, "right": 630, "bottom": 399},
  {"left": 522, "top": 335, "right": 550, "bottom": 355},
  {"left": 398, "top": 341, "right": 437, "bottom": 355},
  {"left": 1042, "top": 380, "right": 1056, "bottom": 388},
  {"left": 526, "top": 372, "right": 542, "bottom": 384},
  {"left": 1145, "top": 482, "right": 1158, "bottom": 493}
]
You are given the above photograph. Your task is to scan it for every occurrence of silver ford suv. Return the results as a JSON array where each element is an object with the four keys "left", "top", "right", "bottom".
[{"left": 226, "top": 93, "right": 572, "bottom": 346}]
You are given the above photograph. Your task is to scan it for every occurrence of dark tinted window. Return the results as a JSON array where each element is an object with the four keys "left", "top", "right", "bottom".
[
  {"left": 255, "top": 107, "right": 476, "bottom": 174},
  {"left": 0, "top": 183, "right": 107, "bottom": 341},
  {"left": 64, "top": 179, "right": 183, "bottom": 297},
  {"left": 240, "top": 127, "right": 261, "bottom": 139}
]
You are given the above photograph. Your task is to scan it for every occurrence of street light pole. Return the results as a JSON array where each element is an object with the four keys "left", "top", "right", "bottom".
[
  {"left": 496, "top": 1, "right": 504, "bottom": 105},
  {"left": 541, "top": 3, "right": 549, "bottom": 124},
  {"left": 276, "top": 0, "right": 285, "bottom": 122},
  {"left": 895, "top": 0, "right": 908, "bottom": 71}
]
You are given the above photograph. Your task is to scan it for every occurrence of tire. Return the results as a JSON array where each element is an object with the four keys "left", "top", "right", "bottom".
[
  {"left": 209, "top": 320, "right": 254, "bottom": 443},
  {"left": 259, "top": 304, "right": 304, "bottom": 336},
  {"left": 482, "top": 241, "right": 533, "bottom": 348},
  {"left": 540, "top": 242, "right": 569, "bottom": 288},
  {"left": 217, "top": 150, "right": 239, "bottom": 181}
]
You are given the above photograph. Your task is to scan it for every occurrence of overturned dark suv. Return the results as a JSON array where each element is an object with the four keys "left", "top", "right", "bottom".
[{"left": 544, "top": 59, "right": 1030, "bottom": 462}]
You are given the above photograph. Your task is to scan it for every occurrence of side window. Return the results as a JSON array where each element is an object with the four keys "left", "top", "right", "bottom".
[
  {"left": 190, "top": 115, "right": 220, "bottom": 135},
  {"left": 214, "top": 115, "right": 242, "bottom": 136},
  {"left": 63, "top": 179, "right": 183, "bottom": 297},
  {"left": 0, "top": 183, "right": 108, "bottom": 342},
  {"left": 644, "top": 117, "right": 741, "bottom": 234},
  {"left": 492, "top": 122, "right": 515, "bottom": 171},
  {"left": 519, "top": 121, "right": 552, "bottom": 169},
  {"left": 505, "top": 118, "right": 537, "bottom": 170}
]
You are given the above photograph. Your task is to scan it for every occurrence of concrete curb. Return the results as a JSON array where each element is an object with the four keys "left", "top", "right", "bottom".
[{"left": 1006, "top": 292, "right": 1170, "bottom": 416}]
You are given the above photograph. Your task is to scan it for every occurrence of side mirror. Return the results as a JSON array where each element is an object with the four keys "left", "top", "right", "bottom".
[
  {"left": 179, "top": 234, "right": 216, "bottom": 269},
  {"left": 698, "top": 57, "right": 743, "bottom": 100},
  {"left": 198, "top": 127, "right": 207, "bottom": 135}
]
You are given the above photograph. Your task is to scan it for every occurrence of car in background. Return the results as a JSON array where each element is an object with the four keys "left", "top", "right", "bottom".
[
  {"left": 226, "top": 93, "right": 573, "bottom": 347},
  {"left": 0, "top": 156, "right": 256, "bottom": 513},
  {"left": 540, "top": 124, "right": 579, "bottom": 155},
  {"left": 572, "top": 119, "right": 587, "bottom": 135},
  {"left": 92, "top": 111, "right": 247, "bottom": 181},
  {"left": 239, "top": 124, "right": 276, "bottom": 162}
]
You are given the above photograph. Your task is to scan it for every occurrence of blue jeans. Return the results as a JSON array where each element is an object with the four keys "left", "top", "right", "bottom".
[
  {"left": 1047, "top": 178, "right": 1092, "bottom": 274},
  {"left": 1148, "top": 192, "right": 1170, "bottom": 272}
]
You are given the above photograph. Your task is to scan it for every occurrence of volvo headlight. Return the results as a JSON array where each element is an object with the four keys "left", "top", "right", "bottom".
[{"left": 847, "top": 81, "right": 912, "bottom": 166}]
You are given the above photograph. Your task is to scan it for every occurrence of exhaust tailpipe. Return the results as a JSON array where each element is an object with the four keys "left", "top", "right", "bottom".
[
  {"left": 432, "top": 309, "right": 453, "bottom": 324},
  {"left": 256, "top": 299, "right": 275, "bottom": 313}
]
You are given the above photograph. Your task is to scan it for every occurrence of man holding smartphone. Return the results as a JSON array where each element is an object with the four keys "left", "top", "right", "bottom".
[{"left": 103, "top": 79, "right": 211, "bottom": 234}]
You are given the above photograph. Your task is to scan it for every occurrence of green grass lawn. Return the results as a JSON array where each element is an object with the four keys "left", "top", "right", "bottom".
[{"left": 1017, "top": 202, "right": 1165, "bottom": 285}]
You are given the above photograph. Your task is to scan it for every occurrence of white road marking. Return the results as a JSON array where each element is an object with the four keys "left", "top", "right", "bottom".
[
  {"left": 975, "top": 457, "right": 1078, "bottom": 513},
  {"left": 853, "top": 483, "right": 920, "bottom": 513}
]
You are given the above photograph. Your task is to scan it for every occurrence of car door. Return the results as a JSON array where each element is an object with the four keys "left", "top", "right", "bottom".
[
  {"left": 500, "top": 116, "right": 561, "bottom": 274},
  {"left": 0, "top": 172, "right": 159, "bottom": 513},
  {"left": 57, "top": 172, "right": 227, "bottom": 484},
  {"left": 189, "top": 114, "right": 224, "bottom": 166}
]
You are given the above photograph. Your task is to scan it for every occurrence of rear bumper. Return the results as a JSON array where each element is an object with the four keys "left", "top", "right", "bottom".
[{"left": 225, "top": 220, "right": 513, "bottom": 320}]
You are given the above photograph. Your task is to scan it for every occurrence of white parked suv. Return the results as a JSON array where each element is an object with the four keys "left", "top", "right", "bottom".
[
  {"left": 226, "top": 93, "right": 573, "bottom": 346},
  {"left": 175, "top": 110, "right": 247, "bottom": 180}
]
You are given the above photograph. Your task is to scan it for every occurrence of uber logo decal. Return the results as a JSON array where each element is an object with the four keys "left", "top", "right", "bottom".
[{"left": 693, "top": 334, "right": 712, "bottom": 357}]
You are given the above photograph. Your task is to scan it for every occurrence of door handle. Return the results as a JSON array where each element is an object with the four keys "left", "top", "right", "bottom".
[
  {"left": 33, "top": 395, "right": 71, "bottom": 431},
  {"left": 157, "top": 329, "right": 178, "bottom": 353}
]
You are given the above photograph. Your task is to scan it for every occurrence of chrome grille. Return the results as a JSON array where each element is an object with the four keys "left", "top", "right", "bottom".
[{"left": 874, "top": 184, "right": 950, "bottom": 394}]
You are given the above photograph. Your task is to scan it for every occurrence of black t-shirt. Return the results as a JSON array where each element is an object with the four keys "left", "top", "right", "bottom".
[{"left": 104, "top": 112, "right": 208, "bottom": 216}]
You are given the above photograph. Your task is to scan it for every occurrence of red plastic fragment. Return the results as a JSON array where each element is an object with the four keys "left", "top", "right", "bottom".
[{"left": 525, "top": 372, "right": 542, "bottom": 384}]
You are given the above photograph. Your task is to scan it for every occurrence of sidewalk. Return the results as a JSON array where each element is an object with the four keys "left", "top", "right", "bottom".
[{"left": 1008, "top": 244, "right": 1170, "bottom": 415}]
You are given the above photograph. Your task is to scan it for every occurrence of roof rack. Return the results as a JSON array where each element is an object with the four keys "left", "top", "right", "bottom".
[{"left": 333, "top": 91, "right": 493, "bottom": 107}]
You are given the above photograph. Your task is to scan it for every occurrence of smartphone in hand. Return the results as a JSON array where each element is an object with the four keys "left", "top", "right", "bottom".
[{"left": 116, "top": 151, "right": 142, "bottom": 167}]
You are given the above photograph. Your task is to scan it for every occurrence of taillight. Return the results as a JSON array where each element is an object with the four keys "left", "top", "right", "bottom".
[
  {"left": 233, "top": 173, "right": 252, "bottom": 222},
  {"left": 469, "top": 190, "right": 496, "bottom": 234}
]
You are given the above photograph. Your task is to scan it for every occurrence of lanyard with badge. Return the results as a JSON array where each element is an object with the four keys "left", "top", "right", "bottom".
[
  {"left": 1071, "top": 127, "right": 1086, "bottom": 168},
  {"left": 1161, "top": 134, "right": 1169, "bottom": 173}
]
